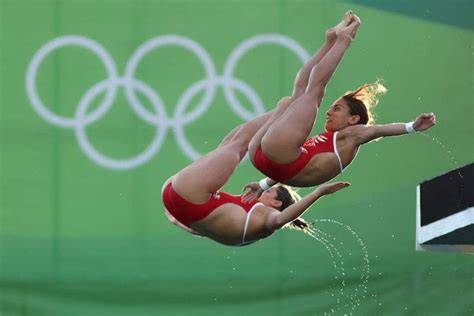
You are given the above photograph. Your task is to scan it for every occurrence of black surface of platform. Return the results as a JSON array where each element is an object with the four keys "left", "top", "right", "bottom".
[{"left": 420, "top": 163, "right": 474, "bottom": 226}]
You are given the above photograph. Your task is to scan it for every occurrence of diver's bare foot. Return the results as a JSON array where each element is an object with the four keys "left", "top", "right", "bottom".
[
  {"left": 326, "top": 11, "right": 353, "bottom": 42},
  {"left": 336, "top": 14, "right": 361, "bottom": 41}
]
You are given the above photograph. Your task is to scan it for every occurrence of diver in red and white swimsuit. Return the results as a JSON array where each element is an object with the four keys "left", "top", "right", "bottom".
[
  {"left": 162, "top": 181, "right": 263, "bottom": 246},
  {"left": 245, "top": 13, "right": 435, "bottom": 192}
]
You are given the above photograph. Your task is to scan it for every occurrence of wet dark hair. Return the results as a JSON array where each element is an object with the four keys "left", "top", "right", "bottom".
[
  {"left": 342, "top": 81, "right": 387, "bottom": 125},
  {"left": 274, "top": 185, "right": 313, "bottom": 234}
]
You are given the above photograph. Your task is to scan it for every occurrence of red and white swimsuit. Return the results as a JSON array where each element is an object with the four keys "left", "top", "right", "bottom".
[
  {"left": 253, "top": 131, "right": 344, "bottom": 183},
  {"left": 161, "top": 182, "right": 263, "bottom": 246}
]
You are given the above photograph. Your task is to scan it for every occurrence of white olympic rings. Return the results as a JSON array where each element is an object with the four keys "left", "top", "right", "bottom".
[{"left": 26, "top": 34, "right": 309, "bottom": 170}]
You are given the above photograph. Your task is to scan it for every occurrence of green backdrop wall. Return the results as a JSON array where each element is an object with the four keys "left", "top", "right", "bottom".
[{"left": 1, "top": 0, "right": 473, "bottom": 315}]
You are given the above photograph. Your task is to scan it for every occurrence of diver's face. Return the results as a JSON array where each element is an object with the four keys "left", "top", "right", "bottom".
[
  {"left": 258, "top": 187, "right": 282, "bottom": 209},
  {"left": 325, "top": 98, "right": 360, "bottom": 132}
]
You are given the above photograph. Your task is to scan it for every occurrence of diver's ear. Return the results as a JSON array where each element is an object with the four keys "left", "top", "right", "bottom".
[
  {"left": 349, "top": 114, "right": 360, "bottom": 125},
  {"left": 272, "top": 200, "right": 283, "bottom": 209}
]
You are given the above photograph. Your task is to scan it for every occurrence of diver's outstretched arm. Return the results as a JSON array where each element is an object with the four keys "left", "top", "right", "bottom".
[
  {"left": 265, "top": 181, "right": 350, "bottom": 230},
  {"left": 348, "top": 112, "right": 437, "bottom": 145}
]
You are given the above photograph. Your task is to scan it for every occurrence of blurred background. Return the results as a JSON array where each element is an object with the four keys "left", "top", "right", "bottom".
[{"left": 1, "top": 0, "right": 473, "bottom": 315}]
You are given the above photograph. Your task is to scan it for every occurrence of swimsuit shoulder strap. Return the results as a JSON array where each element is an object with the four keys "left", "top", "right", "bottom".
[
  {"left": 240, "top": 202, "right": 263, "bottom": 245},
  {"left": 333, "top": 131, "right": 344, "bottom": 172}
]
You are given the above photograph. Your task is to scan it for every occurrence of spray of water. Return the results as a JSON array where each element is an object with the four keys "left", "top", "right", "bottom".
[
  {"left": 306, "top": 227, "right": 346, "bottom": 300},
  {"left": 420, "top": 132, "right": 463, "bottom": 178},
  {"left": 306, "top": 219, "right": 370, "bottom": 315}
]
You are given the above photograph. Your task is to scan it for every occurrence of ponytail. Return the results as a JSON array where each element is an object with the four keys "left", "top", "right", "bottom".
[{"left": 343, "top": 81, "right": 387, "bottom": 125}]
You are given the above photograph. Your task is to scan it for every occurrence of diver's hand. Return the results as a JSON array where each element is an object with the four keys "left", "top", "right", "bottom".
[
  {"left": 241, "top": 182, "right": 264, "bottom": 203},
  {"left": 413, "top": 113, "right": 436, "bottom": 131},
  {"left": 316, "top": 181, "right": 351, "bottom": 196}
]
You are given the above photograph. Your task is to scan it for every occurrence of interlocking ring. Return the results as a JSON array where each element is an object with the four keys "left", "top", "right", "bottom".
[{"left": 26, "top": 34, "right": 309, "bottom": 170}]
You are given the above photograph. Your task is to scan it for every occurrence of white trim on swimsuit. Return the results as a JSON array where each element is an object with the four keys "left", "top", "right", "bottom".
[
  {"left": 238, "top": 202, "right": 264, "bottom": 246},
  {"left": 333, "top": 131, "right": 344, "bottom": 172}
]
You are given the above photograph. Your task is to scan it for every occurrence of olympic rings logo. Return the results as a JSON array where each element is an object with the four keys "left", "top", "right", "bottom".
[{"left": 26, "top": 34, "right": 309, "bottom": 170}]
